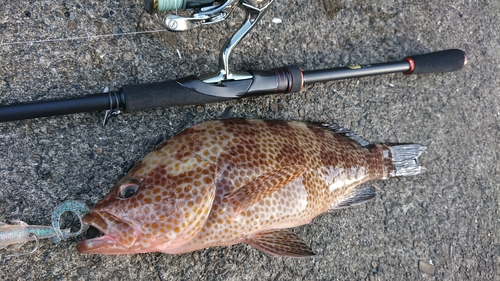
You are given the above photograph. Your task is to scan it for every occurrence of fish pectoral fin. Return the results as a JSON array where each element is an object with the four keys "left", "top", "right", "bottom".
[
  {"left": 227, "top": 165, "right": 306, "bottom": 217},
  {"left": 244, "top": 229, "right": 315, "bottom": 258},
  {"left": 330, "top": 186, "right": 377, "bottom": 210}
]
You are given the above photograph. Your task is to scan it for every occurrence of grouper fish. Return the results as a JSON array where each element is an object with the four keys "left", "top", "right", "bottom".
[{"left": 77, "top": 119, "right": 425, "bottom": 257}]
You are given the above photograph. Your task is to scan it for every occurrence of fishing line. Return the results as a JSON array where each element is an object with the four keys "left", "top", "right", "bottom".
[
  {"left": 0, "top": 29, "right": 170, "bottom": 46},
  {"left": 0, "top": 0, "right": 185, "bottom": 47},
  {"left": 158, "top": 0, "right": 184, "bottom": 11}
]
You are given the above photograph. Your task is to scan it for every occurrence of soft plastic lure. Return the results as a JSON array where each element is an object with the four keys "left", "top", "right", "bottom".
[{"left": 0, "top": 201, "right": 89, "bottom": 257}]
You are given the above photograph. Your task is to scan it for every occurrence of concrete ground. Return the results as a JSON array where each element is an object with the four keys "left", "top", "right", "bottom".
[{"left": 0, "top": 0, "right": 498, "bottom": 280}]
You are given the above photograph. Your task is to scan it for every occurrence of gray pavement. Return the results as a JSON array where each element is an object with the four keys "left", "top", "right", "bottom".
[{"left": 0, "top": 0, "right": 499, "bottom": 280}]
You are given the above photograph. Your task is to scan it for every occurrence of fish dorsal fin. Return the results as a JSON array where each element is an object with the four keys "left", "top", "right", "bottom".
[
  {"left": 227, "top": 165, "right": 306, "bottom": 217},
  {"left": 330, "top": 186, "right": 377, "bottom": 210},
  {"left": 244, "top": 229, "right": 315, "bottom": 257},
  {"left": 316, "top": 123, "right": 370, "bottom": 147}
]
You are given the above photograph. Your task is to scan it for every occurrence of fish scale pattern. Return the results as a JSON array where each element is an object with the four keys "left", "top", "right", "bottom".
[{"left": 78, "top": 119, "right": 411, "bottom": 256}]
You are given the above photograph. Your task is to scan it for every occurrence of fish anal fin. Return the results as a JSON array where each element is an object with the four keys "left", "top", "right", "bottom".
[
  {"left": 244, "top": 229, "right": 315, "bottom": 258},
  {"left": 330, "top": 186, "right": 377, "bottom": 210},
  {"left": 227, "top": 165, "right": 306, "bottom": 216}
]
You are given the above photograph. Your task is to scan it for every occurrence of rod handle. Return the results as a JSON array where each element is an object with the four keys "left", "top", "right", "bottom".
[
  {"left": 404, "top": 49, "right": 467, "bottom": 74},
  {"left": 122, "top": 78, "right": 231, "bottom": 112}
]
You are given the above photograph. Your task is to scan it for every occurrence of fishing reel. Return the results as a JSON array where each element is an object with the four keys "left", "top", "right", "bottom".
[{"left": 143, "top": 0, "right": 275, "bottom": 83}]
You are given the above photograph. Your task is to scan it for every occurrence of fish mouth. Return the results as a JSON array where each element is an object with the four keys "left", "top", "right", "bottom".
[{"left": 77, "top": 211, "right": 142, "bottom": 254}]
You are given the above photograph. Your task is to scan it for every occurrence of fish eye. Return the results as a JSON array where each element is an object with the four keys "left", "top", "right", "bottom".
[{"left": 117, "top": 179, "right": 140, "bottom": 199}]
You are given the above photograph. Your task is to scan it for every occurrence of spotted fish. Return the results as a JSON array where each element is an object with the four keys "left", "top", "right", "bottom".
[{"left": 77, "top": 119, "right": 425, "bottom": 257}]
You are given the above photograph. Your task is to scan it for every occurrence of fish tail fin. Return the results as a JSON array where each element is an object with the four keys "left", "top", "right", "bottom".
[{"left": 388, "top": 144, "right": 426, "bottom": 177}]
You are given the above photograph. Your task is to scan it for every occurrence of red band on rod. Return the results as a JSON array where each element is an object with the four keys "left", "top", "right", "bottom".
[{"left": 403, "top": 57, "right": 415, "bottom": 74}]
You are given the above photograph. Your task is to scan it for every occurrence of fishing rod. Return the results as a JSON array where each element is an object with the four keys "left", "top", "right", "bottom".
[{"left": 0, "top": 0, "right": 468, "bottom": 124}]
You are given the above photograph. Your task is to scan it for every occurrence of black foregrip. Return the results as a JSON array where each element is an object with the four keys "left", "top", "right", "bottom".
[
  {"left": 404, "top": 49, "right": 467, "bottom": 74},
  {"left": 122, "top": 78, "right": 232, "bottom": 112}
]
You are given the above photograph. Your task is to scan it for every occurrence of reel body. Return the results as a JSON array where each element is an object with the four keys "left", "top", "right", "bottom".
[{"left": 145, "top": 0, "right": 275, "bottom": 83}]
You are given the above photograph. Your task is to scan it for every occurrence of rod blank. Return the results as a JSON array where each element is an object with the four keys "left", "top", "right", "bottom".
[
  {"left": 303, "top": 61, "right": 410, "bottom": 85},
  {"left": 0, "top": 93, "right": 122, "bottom": 122}
]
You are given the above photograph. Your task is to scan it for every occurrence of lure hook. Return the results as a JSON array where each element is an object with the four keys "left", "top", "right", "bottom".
[{"left": 6, "top": 233, "right": 39, "bottom": 258}]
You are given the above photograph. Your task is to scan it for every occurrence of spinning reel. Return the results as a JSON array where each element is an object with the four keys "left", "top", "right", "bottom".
[{"left": 145, "top": 0, "right": 275, "bottom": 83}]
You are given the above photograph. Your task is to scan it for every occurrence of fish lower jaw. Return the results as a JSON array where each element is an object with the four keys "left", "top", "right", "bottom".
[{"left": 77, "top": 234, "right": 117, "bottom": 254}]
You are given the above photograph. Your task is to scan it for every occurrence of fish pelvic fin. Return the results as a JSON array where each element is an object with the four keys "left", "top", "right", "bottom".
[
  {"left": 244, "top": 229, "right": 315, "bottom": 258},
  {"left": 227, "top": 165, "right": 306, "bottom": 217},
  {"left": 389, "top": 144, "right": 426, "bottom": 177},
  {"left": 330, "top": 185, "right": 377, "bottom": 210}
]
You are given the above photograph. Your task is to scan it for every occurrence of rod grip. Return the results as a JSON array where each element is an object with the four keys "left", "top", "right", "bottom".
[
  {"left": 404, "top": 49, "right": 467, "bottom": 74},
  {"left": 122, "top": 78, "right": 231, "bottom": 112}
]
